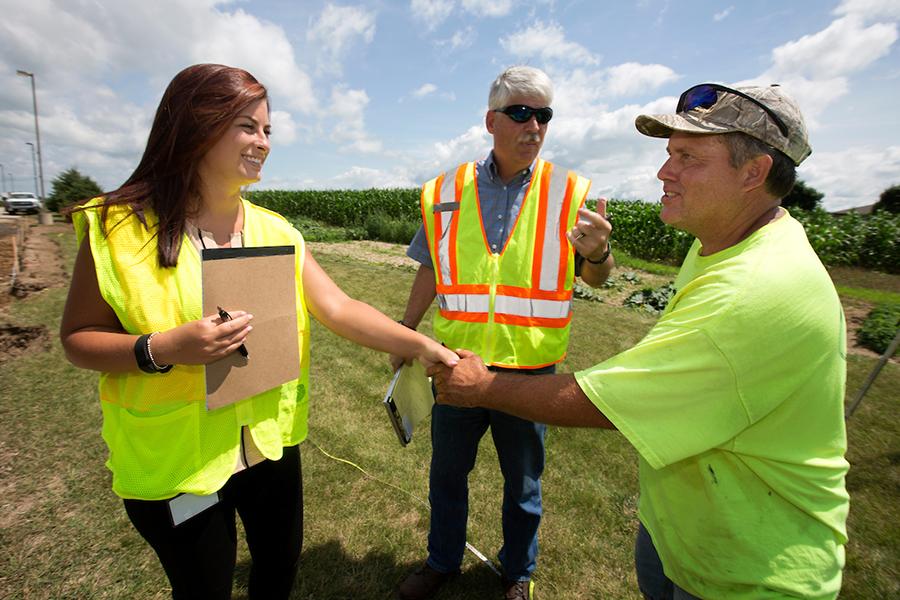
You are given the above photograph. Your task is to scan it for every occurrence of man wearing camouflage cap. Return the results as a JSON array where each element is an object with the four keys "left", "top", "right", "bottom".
[{"left": 427, "top": 83, "right": 850, "bottom": 599}]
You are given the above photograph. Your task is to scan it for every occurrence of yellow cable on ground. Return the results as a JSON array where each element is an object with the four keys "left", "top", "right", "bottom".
[{"left": 308, "top": 438, "right": 503, "bottom": 577}]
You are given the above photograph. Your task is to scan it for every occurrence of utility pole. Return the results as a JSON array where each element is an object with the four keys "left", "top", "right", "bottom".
[
  {"left": 16, "top": 70, "right": 46, "bottom": 202},
  {"left": 26, "top": 142, "right": 39, "bottom": 197}
]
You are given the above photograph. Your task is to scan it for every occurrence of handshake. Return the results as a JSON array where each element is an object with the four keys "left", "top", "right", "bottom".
[{"left": 425, "top": 349, "right": 494, "bottom": 409}]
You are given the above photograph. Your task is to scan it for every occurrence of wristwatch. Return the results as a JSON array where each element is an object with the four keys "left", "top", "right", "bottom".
[{"left": 586, "top": 241, "right": 611, "bottom": 264}]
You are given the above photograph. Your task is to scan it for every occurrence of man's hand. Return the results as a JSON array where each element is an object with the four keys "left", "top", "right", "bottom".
[
  {"left": 427, "top": 349, "right": 494, "bottom": 408},
  {"left": 567, "top": 198, "right": 612, "bottom": 262}
]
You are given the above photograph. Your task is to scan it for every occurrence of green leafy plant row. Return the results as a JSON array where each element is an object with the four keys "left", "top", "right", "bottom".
[
  {"left": 858, "top": 302, "right": 900, "bottom": 356},
  {"left": 248, "top": 188, "right": 421, "bottom": 227},
  {"left": 792, "top": 208, "right": 899, "bottom": 274},
  {"left": 251, "top": 191, "right": 899, "bottom": 273}
]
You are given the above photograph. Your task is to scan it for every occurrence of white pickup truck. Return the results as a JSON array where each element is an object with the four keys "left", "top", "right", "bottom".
[{"left": 4, "top": 192, "right": 42, "bottom": 215}]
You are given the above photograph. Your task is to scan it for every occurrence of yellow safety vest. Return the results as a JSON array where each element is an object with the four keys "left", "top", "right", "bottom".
[
  {"left": 421, "top": 159, "right": 590, "bottom": 368},
  {"left": 74, "top": 198, "right": 310, "bottom": 500}
]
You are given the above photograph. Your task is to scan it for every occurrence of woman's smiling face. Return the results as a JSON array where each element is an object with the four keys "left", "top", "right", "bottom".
[{"left": 198, "top": 98, "right": 271, "bottom": 190}]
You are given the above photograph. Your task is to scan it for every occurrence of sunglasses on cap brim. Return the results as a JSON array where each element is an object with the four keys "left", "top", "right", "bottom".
[
  {"left": 493, "top": 105, "right": 553, "bottom": 125},
  {"left": 677, "top": 83, "right": 789, "bottom": 138}
]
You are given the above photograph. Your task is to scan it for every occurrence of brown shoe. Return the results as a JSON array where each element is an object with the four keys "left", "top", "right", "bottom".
[
  {"left": 502, "top": 578, "right": 534, "bottom": 600},
  {"left": 396, "top": 563, "right": 457, "bottom": 600}
]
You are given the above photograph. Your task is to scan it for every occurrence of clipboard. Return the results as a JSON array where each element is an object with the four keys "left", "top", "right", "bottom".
[
  {"left": 202, "top": 245, "right": 300, "bottom": 411},
  {"left": 383, "top": 361, "right": 435, "bottom": 446}
]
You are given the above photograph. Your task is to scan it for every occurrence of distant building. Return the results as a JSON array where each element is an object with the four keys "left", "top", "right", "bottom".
[{"left": 830, "top": 203, "right": 876, "bottom": 216}]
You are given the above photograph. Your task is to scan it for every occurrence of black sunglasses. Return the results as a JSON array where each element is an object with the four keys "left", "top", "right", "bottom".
[
  {"left": 677, "top": 83, "right": 789, "bottom": 138},
  {"left": 493, "top": 104, "right": 553, "bottom": 125}
]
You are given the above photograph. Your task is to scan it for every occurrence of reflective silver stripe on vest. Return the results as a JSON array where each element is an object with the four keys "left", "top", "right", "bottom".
[
  {"left": 437, "top": 293, "right": 490, "bottom": 312},
  {"left": 495, "top": 295, "right": 572, "bottom": 319},
  {"left": 439, "top": 293, "right": 571, "bottom": 319},
  {"left": 538, "top": 164, "right": 572, "bottom": 291},
  {"left": 436, "top": 170, "right": 459, "bottom": 286}
]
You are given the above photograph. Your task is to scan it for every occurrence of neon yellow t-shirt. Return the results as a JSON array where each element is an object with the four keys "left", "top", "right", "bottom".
[{"left": 575, "top": 212, "right": 849, "bottom": 599}]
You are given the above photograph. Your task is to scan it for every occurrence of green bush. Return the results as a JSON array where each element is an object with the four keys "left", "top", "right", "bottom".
[
  {"left": 782, "top": 179, "right": 823, "bottom": 211},
  {"left": 47, "top": 168, "right": 103, "bottom": 213},
  {"left": 857, "top": 303, "right": 900, "bottom": 356},
  {"left": 363, "top": 214, "right": 420, "bottom": 244},
  {"left": 286, "top": 216, "right": 365, "bottom": 242},
  {"left": 875, "top": 184, "right": 900, "bottom": 214}
]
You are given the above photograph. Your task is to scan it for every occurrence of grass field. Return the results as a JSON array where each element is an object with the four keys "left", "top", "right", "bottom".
[{"left": 0, "top": 228, "right": 897, "bottom": 599}]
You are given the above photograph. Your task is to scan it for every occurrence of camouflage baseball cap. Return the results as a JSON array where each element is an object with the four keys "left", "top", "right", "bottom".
[{"left": 635, "top": 83, "right": 811, "bottom": 165}]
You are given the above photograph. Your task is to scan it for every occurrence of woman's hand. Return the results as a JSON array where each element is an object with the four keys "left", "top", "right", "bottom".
[
  {"left": 152, "top": 311, "right": 253, "bottom": 366},
  {"left": 416, "top": 338, "right": 459, "bottom": 369}
]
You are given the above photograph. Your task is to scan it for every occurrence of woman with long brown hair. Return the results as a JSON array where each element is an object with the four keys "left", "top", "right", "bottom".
[{"left": 59, "top": 63, "right": 457, "bottom": 599}]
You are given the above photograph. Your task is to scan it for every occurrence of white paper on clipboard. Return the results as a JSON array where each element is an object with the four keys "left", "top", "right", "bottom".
[{"left": 382, "top": 361, "right": 435, "bottom": 446}]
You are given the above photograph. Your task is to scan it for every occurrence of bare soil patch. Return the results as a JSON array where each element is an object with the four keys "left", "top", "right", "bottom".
[
  {"left": 308, "top": 240, "right": 418, "bottom": 270},
  {"left": 0, "top": 325, "right": 50, "bottom": 365},
  {"left": 13, "top": 220, "right": 70, "bottom": 296},
  {"left": 0, "top": 218, "right": 69, "bottom": 362}
]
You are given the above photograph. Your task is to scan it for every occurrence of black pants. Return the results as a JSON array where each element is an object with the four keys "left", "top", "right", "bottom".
[{"left": 124, "top": 445, "right": 303, "bottom": 600}]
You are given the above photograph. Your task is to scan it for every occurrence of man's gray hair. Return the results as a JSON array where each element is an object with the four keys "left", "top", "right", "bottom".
[
  {"left": 488, "top": 66, "right": 554, "bottom": 110},
  {"left": 721, "top": 132, "right": 797, "bottom": 199}
]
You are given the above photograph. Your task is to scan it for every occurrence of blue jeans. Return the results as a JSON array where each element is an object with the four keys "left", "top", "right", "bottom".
[
  {"left": 426, "top": 365, "right": 552, "bottom": 581},
  {"left": 635, "top": 522, "right": 702, "bottom": 600}
]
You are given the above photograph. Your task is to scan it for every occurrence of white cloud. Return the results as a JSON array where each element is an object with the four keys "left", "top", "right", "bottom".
[
  {"left": 270, "top": 111, "right": 297, "bottom": 146},
  {"left": 713, "top": 6, "right": 734, "bottom": 21},
  {"left": 306, "top": 3, "right": 376, "bottom": 75},
  {"left": 738, "top": 13, "right": 897, "bottom": 131},
  {"left": 331, "top": 165, "right": 417, "bottom": 188},
  {"left": 328, "top": 85, "right": 382, "bottom": 154},
  {"left": 408, "top": 125, "right": 491, "bottom": 182},
  {"left": 768, "top": 16, "right": 896, "bottom": 80},
  {"left": 192, "top": 9, "right": 317, "bottom": 113},
  {"left": 410, "top": 0, "right": 455, "bottom": 28},
  {"left": 835, "top": 0, "right": 900, "bottom": 21},
  {"left": 0, "top": 0, "right": 322, "bottom": 190},
  {"left": 461, "top": 0, "right": 512, "bottom": 17},
  {"left": 800, "top": 145, "right": 900, "bottom": 210},
  {"left": 412, "top": 83, "right": 438, "bottom": 98},
  {"left": 437, "top": 26, "right": 477, "bottom": 51},
  {"left": 500, "top": 21, "right": 600, "bottom": 66},
  {"left": 605, "top": 63, "right": 679, "bottom": 97}
]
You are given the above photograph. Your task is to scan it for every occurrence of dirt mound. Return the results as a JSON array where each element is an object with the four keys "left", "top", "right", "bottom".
[
  {"left": 0, "top": 324, "right": 50, "bottom": 364},
  {"left": 16, "top": 221, "right": 70, "bottom": 293}
]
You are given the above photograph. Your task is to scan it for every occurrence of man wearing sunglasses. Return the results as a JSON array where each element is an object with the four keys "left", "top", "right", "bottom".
[
  {"left": 428, "top": 83, "right": 849, "bottom": 599},
  {"left": 393, "top": 66, "right": 613, "bottom": 600}
]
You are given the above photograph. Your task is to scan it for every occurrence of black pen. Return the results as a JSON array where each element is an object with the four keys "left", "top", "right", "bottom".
[{"left": 217, "top": 306, "right": 249, "bottom": 358}]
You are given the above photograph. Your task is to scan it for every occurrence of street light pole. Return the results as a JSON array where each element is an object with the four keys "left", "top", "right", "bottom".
[
  {"left": 16, "top": 70, "right": 46, "bottom": 203},
  {"left": 0, "top": 163, "right": 6, "bottom": 195},
  {"left": 26, "top": 142, "right": 39, "bottom": 197}
]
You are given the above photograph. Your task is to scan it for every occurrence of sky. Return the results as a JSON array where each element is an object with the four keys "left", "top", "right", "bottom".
[{"left": 1, "top": 0, "right": 898, "bottom": 211}]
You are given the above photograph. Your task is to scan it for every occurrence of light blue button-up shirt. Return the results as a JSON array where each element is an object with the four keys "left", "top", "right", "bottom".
[{"left": 407, "top": 151, "right": 535, "bottom": 267}]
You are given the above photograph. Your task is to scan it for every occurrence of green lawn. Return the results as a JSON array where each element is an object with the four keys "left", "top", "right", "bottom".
[{"left": 1, "top": 230, "right": 897, "bottom": 598}]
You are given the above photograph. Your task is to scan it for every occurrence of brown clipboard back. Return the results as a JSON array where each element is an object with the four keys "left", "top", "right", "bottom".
[{"left": 202, "top": 246, "right": 300, "bottom": 411}]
